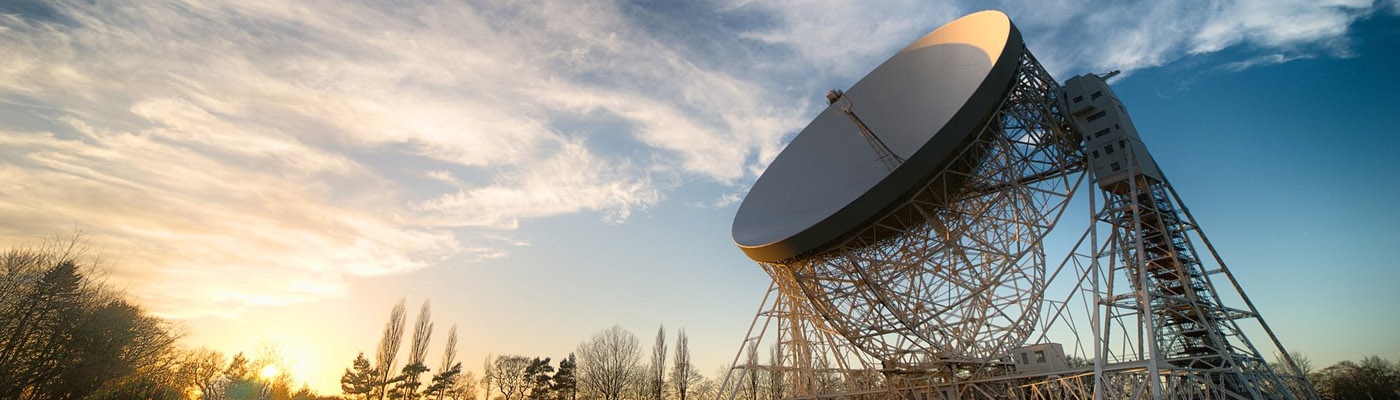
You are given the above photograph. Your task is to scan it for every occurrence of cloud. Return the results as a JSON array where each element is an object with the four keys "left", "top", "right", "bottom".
[
  {"left": 0, "top": 117, "right": 468, "bottom": 318},
  {"left": 1189, "top": 0, "right": 1370, "bottom": 54},
  {"left": 0, "top": 0, "right": 808, "bottom": 317},
  {"left": 996, "top": 0, "right": 1382, "bottom": 76},
  {"left": 720, "top": 0, "right": 960, "bottom": 79},
  {"left": 1220, "top": 53, "right": 1316, "bottom": 71},
  {"left": 0, "top": 0, "right": 1391, "bottom": 318},
  {"left": 417, "top": 137, "right": 659, "bottom": 229}
]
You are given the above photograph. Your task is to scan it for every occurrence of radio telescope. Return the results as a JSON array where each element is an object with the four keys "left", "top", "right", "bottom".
[{"left": 719, "top": 10, "right": 1316, "bottom": 400}]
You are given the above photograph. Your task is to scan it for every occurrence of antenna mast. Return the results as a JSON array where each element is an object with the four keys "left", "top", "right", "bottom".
[{"left": 829, "top": 89, "right": 906, "bottom": 171}]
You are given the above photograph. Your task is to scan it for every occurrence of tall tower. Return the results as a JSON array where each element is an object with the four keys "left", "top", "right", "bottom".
[{"left": 1057, "top": 73, "right": 1316, "bottom": 400}]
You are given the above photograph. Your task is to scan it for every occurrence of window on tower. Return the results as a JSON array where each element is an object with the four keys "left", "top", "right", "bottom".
[{"left": 1087, "top": 110, "right": 1108, "bottom": 122}]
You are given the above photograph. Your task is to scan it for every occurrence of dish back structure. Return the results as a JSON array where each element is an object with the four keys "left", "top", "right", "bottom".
[{"left": 719, "top": 10, "right": 1316, "bottom": 400}]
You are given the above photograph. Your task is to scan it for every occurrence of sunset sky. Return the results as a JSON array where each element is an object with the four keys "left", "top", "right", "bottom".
[{"left": 2, "top": 0, "right": 1398, "bottom": 394}]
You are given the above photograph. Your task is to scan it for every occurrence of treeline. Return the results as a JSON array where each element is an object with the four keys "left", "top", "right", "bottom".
[
  {"left": 8, "top": 238, "right": 1397, "bottom": 400},
  {"left": 0, "top": 239, "right": 334, "bottom": 399},
  {"left": 340, "top": 305, "right": 722, "bottom": 400},
  {"left": 1303, "top": 354, "right": 1400, "bottom": 400},
  {"left": 339, "top": 299, "right": 470, "bottom": 399}
]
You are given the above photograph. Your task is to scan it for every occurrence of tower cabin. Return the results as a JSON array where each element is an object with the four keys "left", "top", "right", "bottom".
[{"left": 1062, "top": 73, "right": 1163, "bottom": 192}]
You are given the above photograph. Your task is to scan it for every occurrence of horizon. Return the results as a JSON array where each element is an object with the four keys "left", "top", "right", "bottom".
[{"left": 2, "top": 0, "right": 1398, "bottom": 396}]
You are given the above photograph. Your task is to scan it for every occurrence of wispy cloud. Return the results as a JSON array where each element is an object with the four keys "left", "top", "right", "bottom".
[
  {"left": 720, "top": 0, "right": 960, "bottom": 78},
  {"left": 996, "top": 0, "right": 1382, "bottom": 76},
  {"left": 0, "top": 0, "right": 804, "bottom": 317},
  {"left": 0, "top": 0, "right": 1391, "bottom": 318},
  {"left": 1220, "top": 53, "right": 1316, "bottom": 71}
]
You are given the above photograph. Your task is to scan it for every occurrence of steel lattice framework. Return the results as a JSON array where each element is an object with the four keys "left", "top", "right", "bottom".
[
  {"left": 720, "top": 47, "right": 1084, "bottom": 400},
  {"left": 1017, "top": 165, "right": 1318, "bottom": 400},
  {"left": 718, "top": 46, "right": 1318, "bottom": 400}
]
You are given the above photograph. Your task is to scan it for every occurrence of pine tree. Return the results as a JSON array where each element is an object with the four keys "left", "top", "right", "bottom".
[
  {"left": 426, "top": 362, "right": 463, "bottom": 400},
  {"left": 393, "top": 362, "right": 431, "bottom": 399},
  {"left": 551, "top": 354, "right": 577, "bottom": 400},
  {"left": 524, "top": 357, "right": 554, "bottom": 400},
  {"left": 343, "top": 352, "right": 377, "bottom": 399}
]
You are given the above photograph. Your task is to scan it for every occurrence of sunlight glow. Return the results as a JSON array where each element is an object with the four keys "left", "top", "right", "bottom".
[{"left": 260, "top": 364, "right": 280, "bottom": 380}]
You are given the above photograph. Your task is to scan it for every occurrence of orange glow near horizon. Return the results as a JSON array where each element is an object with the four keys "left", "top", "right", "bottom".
[{"left": 260, "top": 364, "right": 280, "bottom": 380}]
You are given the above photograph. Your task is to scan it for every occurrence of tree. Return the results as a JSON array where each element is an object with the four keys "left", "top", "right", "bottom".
[
  {"left": 0, "top": 260, "right": 87, "bottom": 397},
  {"left": 492, "top": 355, "right": 533, "bottom": 400},
  {"left": 427, "top": 362, "right": 463, "bottom": 400},
  {"left": 343, "top": 352, "right": 378, "bottom": 399},
  {"left": 1311, "top": 356, "right": 1400, "bottom": 400},
  {"left": 767, "top": 344, "right": 785, "bottom": 400},
  {"left": 482, "top": 356, "right": 496, "bottom": 400},
  {"left": 428, "top": 324, "right": 460, "bottom": 400},
  {"left": 552, "top": 353, "right": 578, "bottom": 400},
  {"left": 576, "top": 325, "right": 641, "bottom": 400},
  {"left": 226, "top": 352, "right": 254, "bottom": 383},
  {"left": 0, "top": 239, "right": 182, "bottom": 399},
  {"left": 376, "top": 299, "right": 409, "bottom": 400},
  {"left": 441, "top": 324, "right": 459, "bottom": 375},
  {"left": 744, "top": 343, "right": 758, "bottom": 400},
  {"left": 220, "top": 349, "right": 296, "bottom": 400},
  {"left": 650, "top": 325, "right": 667, "bottom": 400},
  {"left": 1280, "top": 351, "right": 1313, "bottom": 377},
  {"left": 180, "top": 347, "right": 228, "bottom": 398},
  {"left": 670, "top": 329, "right": 698, "bottom": 400},
  {"left": 1272, "top": 351, "right": 1316, "bottom": 398},
  {"left": 394, "top": 363, "right": 432, "bottom": 400},
  {"left": 452, "top": 370, "right": 479, "bottom": 400},
  {"left": 525, "top": 357, "right": 555, "bottom": 400},
  {"left": 222, "top": 352, "right": 260, "bottom": 399},
  {"left": 688, "top": 376, "right": 719, "bottom": 400},
  {"left": 395, "top": 300, "right": 435, "bottom": 399}
]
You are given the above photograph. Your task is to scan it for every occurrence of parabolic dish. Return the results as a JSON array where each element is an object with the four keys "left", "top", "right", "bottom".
[{"left": 733, "top": 10, "right": 1024, "bottom": 262}]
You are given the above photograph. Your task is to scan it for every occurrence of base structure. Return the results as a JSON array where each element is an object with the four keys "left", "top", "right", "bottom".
[{"left": 718, "top": 62, "right": 1317, "bottom": 400}]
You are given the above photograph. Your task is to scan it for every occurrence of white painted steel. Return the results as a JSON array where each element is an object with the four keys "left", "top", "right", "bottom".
[{"left": 732, "top": 11, "right": 1022, "bottom": 262}]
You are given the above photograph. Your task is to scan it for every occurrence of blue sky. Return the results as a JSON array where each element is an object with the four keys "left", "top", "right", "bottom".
[{"left": 1, "top": 0, "right": 1397, "bottom": 393}]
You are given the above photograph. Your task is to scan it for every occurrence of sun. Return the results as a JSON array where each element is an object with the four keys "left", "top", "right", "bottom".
[{"left": 259, "top": 364, "right": 279, "bottom": 380}]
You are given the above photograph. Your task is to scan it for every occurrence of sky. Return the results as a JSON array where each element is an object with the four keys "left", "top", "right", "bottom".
[{"left": 2, "top": 0, "right": 1398, "bottom": 394}]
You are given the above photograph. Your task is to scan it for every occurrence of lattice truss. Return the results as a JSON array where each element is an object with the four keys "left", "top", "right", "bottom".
[
  {"left": 721, "top": 47, "right": 1083, "bottom": 400},
  {"left": 719, "top": 47, "right": 1317, "bottom": 400},
  {"left": 1022, "top": 171, "right": 1316, "bottom": 400}
]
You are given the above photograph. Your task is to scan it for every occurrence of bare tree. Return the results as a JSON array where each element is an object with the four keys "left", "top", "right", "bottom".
[
  {"left": 744, "top": 342, "right": 758, "bottom": 400},
  {"left": 179, "top": 347, "right": 227, "bottom": 398},
  {"left": 1279, "top": 351, "right": 1313, "bottom": 376},
  {"left": 767, "top": 345, "right": 784, "bottom": 400},
  {"left": 688, "top": 375, "right": 720, "bottom": 400},
  {"left": 670, "top": 329, "right": 699, "bottom": 400},
  {"left": 650, "top": 325, "right": 667, "bottom": 400},
  {"left": 491, "top": 355, "right": 533, "bottom": 400},
  {"left": 576, "top": 325, "right": 641, "bottom": 400},
  {"left": 454, "top": 370, "right": 480, "bottom": 400},
  {"left": 482, "top": 356, "right": 495, "bottom": 400},
  {"left": 376, "top": 298, "right": 408, "bottom": 400},
  {"left": 1274, "top": 351, "right": 1316, "bottom": 399}
]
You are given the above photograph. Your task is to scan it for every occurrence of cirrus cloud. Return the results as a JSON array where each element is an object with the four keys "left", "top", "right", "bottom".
[{"left": 0, "top": 0, "right": 1391, "bottom": 318}]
